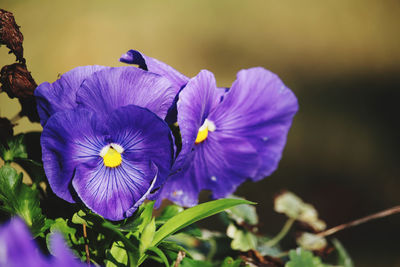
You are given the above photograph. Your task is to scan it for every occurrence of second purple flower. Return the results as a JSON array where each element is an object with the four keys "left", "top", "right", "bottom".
[{"left": 121, "top": 50, "right": 299, "bottom": 207}]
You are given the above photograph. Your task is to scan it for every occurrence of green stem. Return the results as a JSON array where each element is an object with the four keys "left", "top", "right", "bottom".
[
  {"left": 137, "top": 254, "right": 147, "bottom": 266},
  {"left": 128, "top": 251, "right": 137, "bottom": 267},
  {"left": 275, "top": 251, "right": 289, "bottom": 258},
  {"left": 206, "top": 238, "right": 217, "bottom": 261},
  {"left": 266, "top": 218, "right": 295, "bottom": 247}
]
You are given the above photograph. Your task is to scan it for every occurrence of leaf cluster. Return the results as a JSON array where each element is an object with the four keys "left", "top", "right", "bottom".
[{"left": 0, "top": 133, "right": 354, "bottom": 267}]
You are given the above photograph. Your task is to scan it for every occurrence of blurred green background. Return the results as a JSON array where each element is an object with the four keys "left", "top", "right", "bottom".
[{"left": 1, "top": 0, "right": 399, "bottom": 265}]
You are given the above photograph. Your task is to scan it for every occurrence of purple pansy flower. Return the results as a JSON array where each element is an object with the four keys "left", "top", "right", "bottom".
[
  {"left": 165, "top": 69, "right": 298, "bottom": 206},
  {"left": 120, "top": 50, "right": 298, "bottom": 207},
  {"left": 0, "top": 217, "right": 85, "bottom": 267},
  {"left": 36, "top": 67, "right": 175, "bottom": 220}
]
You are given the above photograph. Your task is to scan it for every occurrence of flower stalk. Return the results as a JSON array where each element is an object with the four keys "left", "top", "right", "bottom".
[
  {"left": 266, "top": 217, "right": 296, "bottom": 247},
  {"left": 83, "top": 223, "right": 91, "bottom": 266}
]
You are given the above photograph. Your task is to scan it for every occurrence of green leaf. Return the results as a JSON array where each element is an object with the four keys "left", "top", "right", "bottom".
[
  {"left": 102, "top": 221, "right": 140, "bottom": 266},
  {"left": 106, "top": 241, "right": 128, "bottom": 267},
  {"left": 152, "top": 198, "right": 255, "bottom": 247},
  {"left": 71, "top": 210, "right": 139, "bottom": 265},
  {"left": 226, "top": 223, "right": 257, "bottom": 251},
  {"left": 137, "top": 201, "right": 154, "bottom": 232},
  {"left": 285, "top": 248, "right": 327, "bottom": 267},
  {"left": 226, "top": 197, "right": 258, "bottom": 225},
  {"left": 120, "top": 201, "right": 154, "bottom": 236},
  {"left": 50, "top": 218, "right": 76, "bottom": 237},
  {"left": 158, "top": 241, "right": 193, "bottom": 259},
  {"left": 147, "top": 246, "right": 170, "bottom": 267},
  {"left": 72, "top": 210, "right": 90, "bottom": 226},
  {"left": 38, "top": 219, "right": 54, "bottom": 237},
  {"left": 156, "top": 204, "right": 183, "bottom": 224},
  {"left": 11, "top": 184, "right": 45, "bottom": 237},
  {"left": 274, "top": 191, "right": 326, "bottom": 231},
  {"left": 256, "top": 237, "right": 282, "bottom": 257},
  {"left": 137, "top": 199, "right": 254, "bottom": 266},
  {"left": 177, "top": 224, "right": 202, "bottom": 237},
  {"left": 46, "top": 218, "right": 80, "bottom": 253},
  {"left": 139, "top": 217, "right": 156, "bottom": 255},
  {"left": 0, "top": 134, "right": 27, "bottom": 162},
  {"left": 221, "top": 257, "right": 242, "bottom": 267},
  {"left": 274, "top": 191, "right": 305, "bottom": 219},
  {"left": 0, "top": 165, "right": 45, "bottom": 237},
  {"left": 296, "top": 233, "right": 327, "bottom": 251},
  {"left": 179, "top": 257, "right": 213, "bottom": 267},
  {"left": 0, "top": 162, "right": 22, "bottom": 192},
  {"left": 332, "top": 239, "right": 354, "bottom": 267}
]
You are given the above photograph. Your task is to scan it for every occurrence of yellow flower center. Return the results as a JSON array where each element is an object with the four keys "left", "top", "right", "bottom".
[
  {"left": 195, "top": 119, "right": 216, "bottom": 144},
  {"left": 195, "top": 128, "right": 208, "bottom": 144},
  {"left": 100, "top": 143, "right": 124, "bottom": 168}
]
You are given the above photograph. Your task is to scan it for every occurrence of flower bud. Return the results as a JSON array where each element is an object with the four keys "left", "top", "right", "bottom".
[
  {"left": 0, "top": 9, "right": 24, "bottom": 63},
  {"left": 0, "top": 63, "right": 37, "bottom": 99}
]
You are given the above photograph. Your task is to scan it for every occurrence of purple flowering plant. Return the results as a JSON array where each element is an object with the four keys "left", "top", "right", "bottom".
[
  {"left": 120, "top": 50, "right": 298, "bottom": 207},
  {"left": 32, "top": 50, "right": 297, "bottom": 221},
  {"left": 0, "top": 9, "right": 369, "bottom": 267}
]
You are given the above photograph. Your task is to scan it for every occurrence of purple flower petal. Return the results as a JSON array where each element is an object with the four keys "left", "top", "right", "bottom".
[
  {"left": 0, "top": 218, "right": 47, "bottom": 267},
  {"left": 49, "top": 233, "right": 84, "bottom": 266},
  {"left": 76, "top": 66, "right": 176, "bottom": 120},
  {"left": 72, "top": 159, "right": 158, "bottom": 220},
  {"left": 194, "top": 134, "right": 260, "bottom": 198},
  {"left": 41, "top": 108, "right": 106, "bottom": 202},
  {"left": 155, "top": 151, "right": 197, "bottom": 207},
  {"left": 162, "top": 135, "right": 260, "bottom": 206},
  {"left": 120, "top": 49, "right": 189, "bottom": 91},
  {"left": 209, "top": 67, "right": 298, "bottom": 180},
  {"left": 160, "top": 68, "right": 297, "bottom": 206},
  {"left": 35, "top": 65, "right": 109, "bottom": 126},
  {"left": 172, "top": 70, "right": 222, "bottom": 173},
  {"left": 126, "top": 166, "right": 159, "bottom": 215},
  {"left": 106, "top": 105, "right": 174, "bottom": 190},
  {"left": 160, "top": 70, "right": 260, "bottom": 206},
  {"left": 72, "top": 105, "right": 173, "bottom": 220},
  {"left": 0, "top": 218, "right": 85, "bottom": 267},
  {"left": 42, "top": 105, "right": 173, "bottom": 220}
]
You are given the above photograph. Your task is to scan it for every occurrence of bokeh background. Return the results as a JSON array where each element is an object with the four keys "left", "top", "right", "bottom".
[{"left": 1, "top": 0, "right": 399, "bottom": 265}]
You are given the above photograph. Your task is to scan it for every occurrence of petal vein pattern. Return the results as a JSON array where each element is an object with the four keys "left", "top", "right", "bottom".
[
  {"left": 76, "top": 66, "right": 176, "bottom": 119},
  {"left": 35, "top": 65, "right": 109, "bottom": 126},
  {"left": 159, "top": 68, "right": 298, "bottom": 206},
  {"left": 41, "top": 105, "right": 173, "bottom": 220}
]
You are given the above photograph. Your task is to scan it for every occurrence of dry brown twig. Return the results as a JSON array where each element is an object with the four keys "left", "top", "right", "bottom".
[
  {"left": 174, "top": 251, "right": 186, "bottom": 267},
  {"left": 317, "top": 205, "right": 400, "bottom": 237},
  {"left": 83, "top": 223, "right": 91, "bottom": 266}
]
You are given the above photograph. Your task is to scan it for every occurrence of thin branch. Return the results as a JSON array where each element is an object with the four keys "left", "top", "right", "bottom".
[
  {"left": 317, "top": 205, "right": 400, "bottom": 237},
  {"left": 174, "top": 251, "right": 186, "bottom": 267},
  {"left": 83, "top": 223, "right": 91, "bottom": 266}
]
